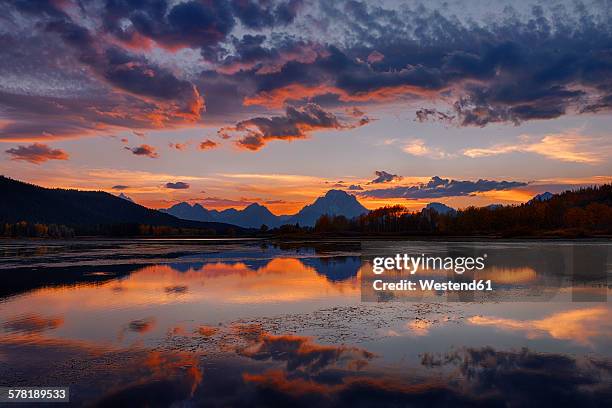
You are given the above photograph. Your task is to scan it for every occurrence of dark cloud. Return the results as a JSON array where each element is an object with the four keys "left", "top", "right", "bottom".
[
  {"left": 0, "top": 6, "right": 204, "bottom": 141},
  {"left": 370, "top": 170, "right": 401, "bottom": 184},
  {"left": 0, "top": 89, "right": 185, "bottom": 142},
  {"left": 165, "top": 182, "right": 190, "bottom": 190},
  {"left": 5, "top": 143, "right": 69, "bottom": 164},
  {"left": 231, "top": 0, "right": 302, "bottom": 30},
  {"left": 125, "top": 144, "right": 158, "bottom": 158},
  {"left": 362, "top": 176, "right": 527, "bottom": 199},
  {"left": 127, "top": 318, "right": 155, "bottom": 333},
  {"left": 94, "top": 351, "right": 201, "bottom": 407},
  {"left": 215, "top": 34, "right": 322, "bottom": 75},
  {"left": 348, "top": 184, "right": 363, "bottom": 190},
  {"left": 448, "top": 83, "right": 585, "bottom": 126},
  {"left": 419, "top": 347, "right": 612, "bottom": 407},
  {"left": 415, "top": 108, "right": 454, "bottom": 123},
  {"left": 112, "top": 185, "right": 130, "bottom": 191},
  {"left": 2, "top": 314, "right": 63, "bottom": 334},
  {"left": 235, "top": 3, "right": 612, "bottom": 125},
  {"left": 95, "top": 378, "right": 195, "bottom": 407},
  {"left": 10, "top": 0, "right": 69, "bottom": 18},
  {"left": 164, "top": 285, "right": 188, "bottom": 294},
  {"left": 2, "top": 0, "right": 612, "bottom": 145},
  {"left": 239, "top": 332, "right": 374, "bottom": 373},
  {"left": 235, "top": 42, "right": 453, "bottom": 109},
  {"left": 102, "top": 0, "right": 235, "bottom": 50},
  {"left": 99, "top": 47, "right": 204, "bottom": 117},
  {"left": 237, "top": 347, "right": 612, "bottom": 408},
  {"left": 220, "top": 103, "right": 368, "bottom": 150}
]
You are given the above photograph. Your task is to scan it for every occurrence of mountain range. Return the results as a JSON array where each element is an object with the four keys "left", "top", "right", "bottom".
[
  {"left": 161, "top": 189, "right": 369, "bottom": 228},
  {"left": 162, "top": 191, "right": 558, "bottom": 228}
]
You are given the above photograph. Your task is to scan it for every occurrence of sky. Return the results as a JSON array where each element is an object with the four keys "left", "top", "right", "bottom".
[{"left": 0, "top": 0, "right": 611, "bottom": 214}]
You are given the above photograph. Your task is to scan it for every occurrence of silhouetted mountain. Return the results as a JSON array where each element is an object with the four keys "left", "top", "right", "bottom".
[
  {"left": 163, "top": 189, "right": 368, "bottom": 228},
  {"left": 424, "top": 202, "right": 456, "bottom": 215},
  {"left": 162, "top": 202, "right": 215, "bottom": 222},
  {"left": 0, "top": 176, "right": 245, "bottom": 234},
  {"left": 288, "top": 190, "right": 368, "bottom": 226},
  {"left": 219, "top": 203, "right": 280, "bottom": 228},
  {"left": 162, "top": 202, "right": 280, "bottom": 228},
  {"left": 529, "top": 192, "right": 554, "bottom": 203}
]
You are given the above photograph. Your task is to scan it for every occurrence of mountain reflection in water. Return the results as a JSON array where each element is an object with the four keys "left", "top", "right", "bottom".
[{"left": 0, "top": 240, "right": 609, "bottom": 406}]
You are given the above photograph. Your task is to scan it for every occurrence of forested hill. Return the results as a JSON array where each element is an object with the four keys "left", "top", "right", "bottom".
[
  {"left": 433, "top": 184, "right": 612, "bottom": 236},
  {"left": 0, "top": 176, "right": 244, "bottom": 234}
]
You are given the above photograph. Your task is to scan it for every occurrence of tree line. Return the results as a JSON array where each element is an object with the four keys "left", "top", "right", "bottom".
[
  {"left": 0, "top": 222, "right": 224, "bottom": 238},
  {"left": 308, "top": 185, "right": 612, "bottom": 237},
  {"left": 1, "top": 222, "right": 75, "bottom": 238}
]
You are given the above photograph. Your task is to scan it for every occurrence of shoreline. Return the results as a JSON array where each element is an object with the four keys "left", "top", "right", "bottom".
[{"left": 1, "top": 234, "right": 611, "bottom": 241}]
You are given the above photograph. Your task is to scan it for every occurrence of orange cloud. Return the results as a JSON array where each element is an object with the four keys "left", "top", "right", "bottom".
[
  {"left": 243, "top": 369, "right": 456, "bottom": 404},
  {"left": 199, "top": 139, "right": 218, "bottom": 150},
  {"left": 243, "top": 83, "right": 441, "bottom": 108},
  {"left": 220, "top": 103, "right": 371, "bottom": 151},
  {"left": 5, "top": 143, "right": 69, "bottom": 164},
  {"left": 168, "top": 142, "right": 189, "bottom": 151},
  {"left": 127, "top": 317, "right": 156, "bottom": 333},
  {"left": 240, "top": 332, "right": 374, "bottom": 373},
  {"left": 468, "top": 306, "right": 612, "bottom": 346},
  {"left": 403, "top": 139, "right": 452, "bottom": 159},
  {"left": 243, "top": 369, "right": 337, "bottom": 395},
  {"left": 463, "top": 132, "right": 609, "bottom": 164}
]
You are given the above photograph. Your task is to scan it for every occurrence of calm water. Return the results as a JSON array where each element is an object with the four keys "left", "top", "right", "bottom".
[{"left": 0, "top": 239, "right": 610, "bottom": 406}]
